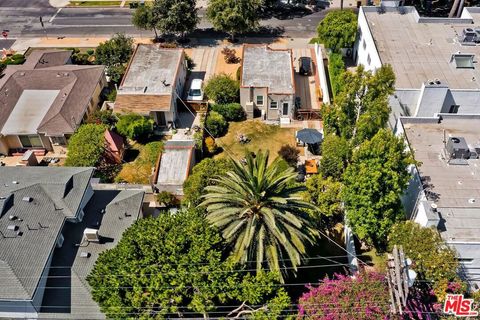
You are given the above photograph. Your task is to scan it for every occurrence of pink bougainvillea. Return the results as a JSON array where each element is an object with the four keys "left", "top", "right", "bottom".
[{"left": 297, "top": 272, "right": 391, "bottom": 320}]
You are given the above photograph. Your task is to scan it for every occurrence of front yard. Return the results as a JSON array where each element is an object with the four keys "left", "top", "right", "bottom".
[{"left": 214, "top": 120, "right": 303, "bottom": 162}]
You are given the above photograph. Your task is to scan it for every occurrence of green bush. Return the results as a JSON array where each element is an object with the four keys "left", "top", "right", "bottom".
[
  {"left": 86, "top": 110, "right": 117, "bottom": 126},
  {"left": 328, "top": 53, "right": 345, "bottom": 98},
  {"left": 116, "top": 113, "right": 154, "bottom": 140},
  {"left": 106, "top": 88, "right": 117, "bottom": 102},
  {"left": 65, "top": 124, "right": 107, "bottom": 167},
  {"left": 156, "top": 191, "right": 177, "bottom": 207},
  {"left": 142, "top": 141, "right": 164, "bottom": 165},
  {"left": 72, "top": 53, "right": 91, "bottom": 65},
  {"left": 210, "top": 103, "right": 246, "bottom": 122},
  {"left": 205, "top": 111, "right": 228, "bottom": 138},
  {"left": 86, "top": 49, "right": 95, "bottom": 55},
  {"left": 317, "top": 10, "right": 357, "bottom": 52},
  {"left": 3, "top": 54, "right": 26, "bottom": 65},
  {"left": 204, "top": 73, "right": 239, "bottom": 104}
]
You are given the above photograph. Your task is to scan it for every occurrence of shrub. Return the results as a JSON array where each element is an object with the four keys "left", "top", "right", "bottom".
[
  {"left": 328, "top": 52, "right": 345, "bottom": 98},
  {"left": 86, "top": 110, "right": 117, "bottom": 126},
  {"left": 156, "top": 191, "right": 177, "bottom": 206},
  {"left": 3, "top": 53, "right": 25, "bottom": 65},
  {"left": 72, "top": 52, "right": 91, "bottom": 65},
  {"left": 210, "top": 103, "right": 246, "bottom": 122},
  {"left": 204, "top": 73, "right": 239, "bottom": 104},
  {"left": 116, "top": 114, "right": 154, "bottom": 140},
  {"left": 106, "top": 88, "right": 117, "bottom": 102},
  {"left": 66, "top": 47, "right": 81, "bottom": 54},
  {"left": 65, "top": 124, "right": 107, "bottom": 167},
  {"left": 221, "top": 47, "right": 240, "bottom": 64},
  {"left": 316, "top": 10, "right": 357, "bottom": 52},
  {"left": 205, "top": 111, "right": 228, "bottom": 138},
  {"left": 184, "top": 53, "right": 194, "bottom": 71},
  {"left": 205, "top": 136, "right": 218, "bottom": 154},
  {"left": 86, "top": 49, "right": 95, "bottom": 55},
  {"left": 277, "top": 145, "right": 299, "bottom": 167}
]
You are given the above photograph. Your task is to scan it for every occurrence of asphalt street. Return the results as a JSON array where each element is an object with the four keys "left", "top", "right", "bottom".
[{"left": 0, "top": 0, "right": 327, "bottom": 39}]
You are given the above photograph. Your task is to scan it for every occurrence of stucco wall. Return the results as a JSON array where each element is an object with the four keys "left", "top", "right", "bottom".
[
  {"left": 240, "top": 88, "right": 293, "bottom": 120},
  {"left": 354, "top": 7, "right": 382, "bottom": 71}
]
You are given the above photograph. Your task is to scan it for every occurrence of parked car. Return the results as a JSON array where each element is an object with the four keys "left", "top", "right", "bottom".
[
  {"left": 298, "top": 57, "right": 313, "bottom": 76},
  {"left": 187, "top": 79, "right": 204, "bottom": 101}
]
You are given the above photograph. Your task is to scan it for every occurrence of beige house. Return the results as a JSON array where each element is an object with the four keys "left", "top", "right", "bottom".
[
  {"left": 0, "top": 50, "right": 106, "bottom": 156},
  {"left": 240, "top": 45, "right": 296, "bottom": 121},
  {"left": 115, "top": 45, "right": 187, "bottom": 128}
]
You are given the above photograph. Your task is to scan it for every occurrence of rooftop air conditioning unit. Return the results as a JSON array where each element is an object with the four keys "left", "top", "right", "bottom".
[
  {"left": 83, "top": 228, "right": 100, "bottom": 242},
  {"left": 446, "top": 137, "right": 470, "bottom": 159}
]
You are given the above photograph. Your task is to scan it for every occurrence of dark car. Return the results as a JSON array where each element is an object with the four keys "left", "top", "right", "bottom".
[{"left": 298, "top": 56, "right": 313, "bottom": 76}]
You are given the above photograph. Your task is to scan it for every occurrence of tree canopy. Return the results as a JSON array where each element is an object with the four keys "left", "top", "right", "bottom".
[
  {"left": 116, "top": 113, "right": 154, "bottom": 140},
  {"left": 132, "top": 4, "right": 160, "bottom": 38},
  {"left": 152, "top": 0, "right": 199, "bottom": 37},
  {"left": 200, "top": 151, "right": 318, "bottom": 281},
  {"left": 322, "top": 65, "right": 395, "bottom": 145},
  {"left": 316, "top": 10, "right": 357, "bottom": 52},
  {"left": 342, "top": 129, "right": 414, "bottom": 249},
  {"left": 87, "top": 209, "right": 289, "bottom": 319},
  {"left": 207, "top": 0, "right": 262, "bottom": 41},
  {"left": 318, "top": 134, "right": 350, "bottom": 180},
  {"left": 204, "top": 73, "right": 240, "bottom": 104},
  {"left": 298, "top": 272, "right": 391, "bottom": 319},
  {"left": 182, "top": 158, "right": 234, "bottom": 207},
  {"left": 304, "top": 176, "right": 343, "bottom": 227},
  {"left": 95, "top": 33, "right": 134, "bottom": 83},
  {"left": 65, "top": 124, "right": 107, "bottom": 167},
  {"left": 388, "top": 221, "right": 459, "bottom": 284}
]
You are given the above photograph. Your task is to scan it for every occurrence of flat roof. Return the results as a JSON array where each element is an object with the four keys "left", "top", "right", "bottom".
[
  {"left": 401, "top": 115, "right": 480, "bottom": 240},
  {"left": 362, "top": 6, "right": 480, "bottom": 89},
  {"left": 1, "top": 90, "right": 59, "bottom": 135},
  {"left": 241, "top": 46, "right": 294, "bottom": 94},
  {"left": 119, "top": 45, "right": 183, "bottom": 95}
]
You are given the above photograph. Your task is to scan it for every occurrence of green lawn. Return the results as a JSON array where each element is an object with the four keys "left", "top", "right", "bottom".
[{"left": 214, "top": 120, "right": 302, "bottom": 162}]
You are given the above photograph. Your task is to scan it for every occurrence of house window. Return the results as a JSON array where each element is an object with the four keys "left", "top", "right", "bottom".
[
  {"left": 256, "top": 95, "right": 264, "bottom": 106},
  {"left": 51, "top": 136, "right": 67, "bottom": 146},
  {"left": 270, "top": 101, "right": 278, "bottom": 109},
  {"left": 449, "top": 105, "right": 460, "bottom": 114},
  {"left": 458, "top": 258, "right": 474, "bottom": 264},
  {"left": 19, "top": 135, "right": 43, "bottom": 148},
  {"left": 367, "top": 54, "right": 371, "bottom": 65}
]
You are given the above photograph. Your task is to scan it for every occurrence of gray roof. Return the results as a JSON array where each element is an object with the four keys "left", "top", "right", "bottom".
[
  {"left": 0, "top": 50, "right": 105, "bottom": 136},
  {"left": 0, "top": 167, "right": 94, "bottom": 301},
  {"left": 40, "top": 188, "right": 144, "bottom": 319},
  {"left": 241, "top": 46, "right": 295, "bottom": 94},
  {"left": 155, "top": 140, "right": 195, "bottom": 195},
  {"left": 401, "top": 115, "right": 480, "bottom": 240},
  {"left": 119, "top": 44, "right": 183, "bottom": 95},
  {"left": 361, "top": 6, "right": 480, "bottom": 89}
]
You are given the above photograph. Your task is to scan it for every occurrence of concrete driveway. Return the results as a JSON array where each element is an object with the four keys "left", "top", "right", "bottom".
[{"left": 292, "top": 48, "right": 320, "bottom": 110}]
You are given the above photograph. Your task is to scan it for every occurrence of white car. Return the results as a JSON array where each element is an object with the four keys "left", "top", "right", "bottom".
[{"left": 187, "top": 79, "right": 204, "bottom": 101}]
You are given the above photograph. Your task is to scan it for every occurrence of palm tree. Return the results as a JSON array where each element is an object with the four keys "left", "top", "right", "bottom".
[{"left": 200, "top": 151, "right": 318, "bottom": 282}]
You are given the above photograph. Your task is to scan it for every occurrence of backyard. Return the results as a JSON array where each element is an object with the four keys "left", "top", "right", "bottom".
[{"left": 214, "top": 120, "right": 302, "bottom": 162}]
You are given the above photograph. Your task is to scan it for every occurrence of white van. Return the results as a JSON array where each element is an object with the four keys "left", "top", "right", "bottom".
[{"left": 187, "top": 79, "right": 204, "bottom": 101}]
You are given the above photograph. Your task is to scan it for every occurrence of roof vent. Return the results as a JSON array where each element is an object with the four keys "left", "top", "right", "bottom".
[
  {"left": 430, "top": 203, "right": 438, "bottom": 212},
  {"left": 8, "top": 215, "right": 17, "bottom": 221},
  {"left": 12, "top": 181, "right": 18, "bottom": 185},
  {"left": 469, "top": 198, "right": 476, "bottom": 204},
  {"left": 83, "top": 228, "right": 100, "bottom": 242},
  {"left": 434, "top": 79, "right": 441, "bottom": 85},
  {"left": 22, "top": 197, "right": 32, "bottom": 202},
  {"left": 7, "top": 225, "right": 18, "bottom": 231}
]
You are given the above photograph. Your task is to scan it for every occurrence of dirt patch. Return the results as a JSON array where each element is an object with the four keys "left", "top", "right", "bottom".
[{"left": 214, "top": 46, "right": 243, "bottom": 79}]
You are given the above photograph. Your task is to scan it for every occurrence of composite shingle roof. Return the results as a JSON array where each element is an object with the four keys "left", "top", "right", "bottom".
[
  {"left": 0, "top": 50, "right": 105, "bottom": 136},
  {"left": 0, "top": 167, "right": 94, "bottom": 300}
]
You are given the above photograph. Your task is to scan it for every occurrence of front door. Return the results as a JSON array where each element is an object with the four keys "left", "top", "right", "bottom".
[
  {"left": 156, "top": 112, "right": 166, "bottom": 126},
  {"left": 282, "top": 102, "right": 289, "bottom": 116}
]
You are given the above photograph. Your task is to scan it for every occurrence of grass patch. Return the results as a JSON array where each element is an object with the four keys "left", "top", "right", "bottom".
[
  {"left": 361, "top": 247, "right": 387, "bottom": 271},
  {"left": 115, "top": 140, "right": 163, "bottom": 184},
  {"left": 214, "top": 120, "right": 300, "bottom": 162}
]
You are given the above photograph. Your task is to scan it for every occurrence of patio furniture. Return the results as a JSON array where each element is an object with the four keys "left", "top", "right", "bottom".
[{"left": 305, "top": 159, "right": 318, "bottom": 174}]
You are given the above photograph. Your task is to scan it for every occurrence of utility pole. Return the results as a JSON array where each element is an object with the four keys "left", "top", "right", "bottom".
[{"left": 387, "top": 245, "right": 415, "bottom": 315}]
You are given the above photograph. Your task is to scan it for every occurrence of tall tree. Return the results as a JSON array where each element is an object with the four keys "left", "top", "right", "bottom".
[
  {"left": 87, "top": 209, "right": 289, "bottom": 319},
  {"left": 316, "top": 10, "right": 357, "bottom": 52},
  {"left": 207, "top": 0, "right": 262, "bottom": 41},
  {"left": 322, "top": 65, "right": 395, "bottom": 146},
  {"left": 342, "top": 129, "right": 414, "bottom": 249},
  {"left": 319, "top": 134, "right": 350, "bottom": 180},
  {"left": 200, "top": 151, "right": 318, "bottom": 282},
  {"left": 304, "top": 176, "right": 343, "bottom": 228},
  {"left": 131, "top": 4, "right": 159, "bottom": 39},
  {"left": 153, "top": 0, "right": 199, "bottom": 38},
  {"left": 95, "top": 33, "right": 134, "bottom": 83}
]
